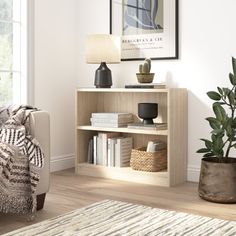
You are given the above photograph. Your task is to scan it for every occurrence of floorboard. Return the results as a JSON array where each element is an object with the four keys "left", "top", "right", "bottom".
[{"left": 0, "top": 168, "right": 236, "bottom": 234}]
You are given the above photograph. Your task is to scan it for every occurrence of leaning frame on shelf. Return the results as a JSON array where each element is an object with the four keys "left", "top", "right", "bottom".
[{"left": 75, "top": 88, "right": 187, "bottom": 187}]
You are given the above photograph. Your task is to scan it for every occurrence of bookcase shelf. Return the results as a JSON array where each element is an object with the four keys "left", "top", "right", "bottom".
[
  {"left": 77, "top": 125, "right": 168, "bottom": 136},
  {"left": 77, "top": 163, "right": 169, "bottom": 186},
  {"left": 75, "top": 88, "right": 188, "bottom": 187}
]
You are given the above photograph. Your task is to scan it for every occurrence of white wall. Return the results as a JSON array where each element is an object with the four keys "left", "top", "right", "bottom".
[
  {"left": 34, "top": 0, "right": 77, "bottom": 171},
  {"left": 76, "top": 0, "right": 236, "bottom": 181}
]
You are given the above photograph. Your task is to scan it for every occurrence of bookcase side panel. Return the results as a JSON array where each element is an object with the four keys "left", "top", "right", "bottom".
[{"left": 168, "top": 89, "right": 188, "bottom": 186}]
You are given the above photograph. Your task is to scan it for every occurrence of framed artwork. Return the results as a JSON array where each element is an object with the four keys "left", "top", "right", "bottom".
[{"left": 110, "top": 0, "right": 178, "bottom": 61}]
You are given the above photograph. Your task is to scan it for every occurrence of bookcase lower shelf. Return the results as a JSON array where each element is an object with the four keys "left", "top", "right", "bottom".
[{"left": 77, "top": 163, "right": 169, "bottom": 186}]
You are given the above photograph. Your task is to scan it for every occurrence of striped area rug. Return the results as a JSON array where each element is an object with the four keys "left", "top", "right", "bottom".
[{"left": 3, "top": 199, "right": 236, "bottom": 236}]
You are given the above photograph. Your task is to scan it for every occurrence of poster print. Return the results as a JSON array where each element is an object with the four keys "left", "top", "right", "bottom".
[{"left": 110, "top": 0, "right": 178, "bottom": 61}]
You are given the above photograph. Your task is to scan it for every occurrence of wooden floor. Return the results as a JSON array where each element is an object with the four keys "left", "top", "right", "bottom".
[{"left": 1, "top": 168, "right": 236, "bottom": 235}]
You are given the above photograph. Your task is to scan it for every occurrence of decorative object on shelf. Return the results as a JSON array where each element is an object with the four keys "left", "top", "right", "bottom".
[
  {"left": 138, "top": 103, "right": 158, "bottom": 125},
  {"left": 86, "top": 34, "right": 121, "bottom": 88},
  {"left": 130, "top": 147, "right": 167, "bottom": 172},
  {"left": 197, "top": 57, "right": 236, "bottom": 203},
  {"left": 136, "top": 58, "right": 155, "bottom": 83},
  {"left": 146, "top": 140, "right": 167, "bottom": 152},
  {"left": 125, "top": 83, "right": 166, "bottom": 89},
  {"left": 110, "top": 0, "right": 178, "bottom": 60}
]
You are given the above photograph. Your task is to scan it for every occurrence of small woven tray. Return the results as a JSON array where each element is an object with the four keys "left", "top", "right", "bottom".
[{"left": 130, "top": 147, "right": 167, "bottom": 172}]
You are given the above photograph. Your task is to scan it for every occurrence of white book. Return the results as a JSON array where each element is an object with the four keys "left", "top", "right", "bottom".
[
  {"left": 91, "top": 122, "right": 128, "bottom": 128},
  {"left": 115, "top": 137, "right": 133, "bottom": 167},
  {"left": 108, "top": 138, "right": 117, "bottom": 167},
  {"left": 99, "top": 132, "right": 121, "bottom": 166},
  {"left": 127, "top": 123, "right": 167, "bottom": 130},
  {"left": 93, "top": 136, "right": 97, "bottom": 165},
  {"left": 107, "top": 139, "right": 112, "bottom": 167},
  {"left": 90, "top": 117, "right": 133, "bottom": 123},
  {"left": 96, "top": 135, "right": 103, "bottom": 165},
  {"left": 92, "top": 113, "right": 133, "bottom": 119}
]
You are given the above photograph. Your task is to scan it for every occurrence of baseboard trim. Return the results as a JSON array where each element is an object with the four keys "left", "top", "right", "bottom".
[
  {"left": 187, "top": 165, "right": 200, "bottom": 182},
  {"left": 50, "top": 154, "right": 75, "bottom": 172}
]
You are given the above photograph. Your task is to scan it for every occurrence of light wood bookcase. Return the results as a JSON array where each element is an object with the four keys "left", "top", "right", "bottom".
[{"left": 75, "top": 88, "right": 188, "bottom": 187}]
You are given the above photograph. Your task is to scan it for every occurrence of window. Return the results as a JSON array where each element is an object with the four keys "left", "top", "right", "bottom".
[{"left": 0, "top": 0, "right": 29, "bottom": 106}]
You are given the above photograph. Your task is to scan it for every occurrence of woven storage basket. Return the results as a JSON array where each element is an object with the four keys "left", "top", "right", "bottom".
[{"left": 130, "top": 147, "right": 167, "bottom": 172}]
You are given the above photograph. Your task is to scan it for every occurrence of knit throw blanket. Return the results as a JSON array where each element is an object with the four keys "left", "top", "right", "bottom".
[{"left": 0, "top": 106, "right": 44, "bottom": 214}]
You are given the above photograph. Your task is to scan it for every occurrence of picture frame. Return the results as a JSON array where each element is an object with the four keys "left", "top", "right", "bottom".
[{"left": 110, "top": 0, "right": 178, "bottom": 61}]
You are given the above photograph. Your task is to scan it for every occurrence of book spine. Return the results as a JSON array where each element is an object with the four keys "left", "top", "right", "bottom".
[
  {"left": 91, "top": 122, "right": 127, "bottom": 128},
  {"left": 93, "top": 136, "right": 97, "bottom": 165},
  {"left": 87, "top": 139, "right": 93, "bottom": 164},
  {"left": 92, "top": 113, "right": 132, "bottom": 119},
  {"left": 90, "top": 117, "right": 133, "bottom": 123},
  {"left": 110, "top": 139, "right": 116, "bottom": 167},
  {"left": 107, "top": 138, "right": 111, "bottom": 167},
  {"left": 115, "top": 139, "right": 121, "bottom": 167},
  {"left": 101, "top": 133, "right": 107, "bottom": 166},
  {"left": 115, "top": 137, "right": 133, "bottom": 167},
  {"left": 96, "top": 134, "right": 103, "bottom": 165}
]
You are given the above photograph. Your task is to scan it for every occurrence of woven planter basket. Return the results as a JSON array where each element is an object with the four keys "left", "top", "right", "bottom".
[{"left": 130, "top": 147, "right": 167, "bottom": 172}]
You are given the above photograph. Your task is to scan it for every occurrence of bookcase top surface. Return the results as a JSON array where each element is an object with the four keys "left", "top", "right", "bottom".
[{"left": 76, "top": 88, "right": 170, "bottom": 93}]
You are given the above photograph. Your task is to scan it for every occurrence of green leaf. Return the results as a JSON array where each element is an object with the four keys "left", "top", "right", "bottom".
[
  {"left": 212, "top": 136, "right": 224, "bottom": 151},
  {"left": 232, "top": 57, "right": 236, "bottom": 75},
  {"left": 217, "top": 87, "right": 223, "bottom": 95},
  {"left": 228, "top": 90, "right": 235, "bottom": 105},
  {"left": 222, "top": 88, "right": 231, "bottom": 99},
  {"left": 203, "top": 152, "right": 214, "bottom": 157},
  {"left": 196, "top": 148, "right": 210, "bottom": 153},
  {"left": 211, "top": 134, "right": 217, "bottom": 142},
  {"left": 226, "top": 125, "right": 233, "bottom": 137},
  {"left": 213, "top": 103, "right": 226, "bottom": 122},
  {"left": 232, "top": 118, "right": 236, "bottom": 128},
  {"left": 229, "top": 73, "right": 236, "bottom": 85},
  {"left": 200, "top": 138, "right": 212, "bottom": 149},
  {"left": 206, "top": 117, "right": 221, "bottom": 129},
  {"left": 211, "top": 129, "right": 224, "bottom": 136},
  {"left": 207, "top": 91, "right": 221, "bottom": 101}
]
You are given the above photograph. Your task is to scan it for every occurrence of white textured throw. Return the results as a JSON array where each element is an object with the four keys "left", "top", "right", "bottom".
[
  {"left": 0, "top": 106, "right": 44, "bottom": 214},
  {"left": 3, "top": 199, "right": 236, "bottom": 235}
]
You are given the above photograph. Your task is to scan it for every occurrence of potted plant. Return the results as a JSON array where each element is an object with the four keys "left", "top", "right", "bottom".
[
  {"left": 136, "top": 58, "right": 155, "bottom": 83},
  {"left": 197, "top": 57, "right": 236, "bottom": 203}
]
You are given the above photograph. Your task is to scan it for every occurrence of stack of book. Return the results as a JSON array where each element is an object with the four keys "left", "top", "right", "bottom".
[
  {"left": 90, "top": 113, "right": 133, "bottom": 128},
  {"left": 89, "top": 132, "right": 133, "bottom": 167},
  {"left": 125, "top": 83, "right": 166, "bottom": 89},
  {"left": 127, "top": 123, "right": 167, "bottom": 130}
]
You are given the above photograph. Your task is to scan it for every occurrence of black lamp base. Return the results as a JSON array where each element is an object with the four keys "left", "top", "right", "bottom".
[{"left": 94, "top": 62, "right": 112, "bottom": 88}]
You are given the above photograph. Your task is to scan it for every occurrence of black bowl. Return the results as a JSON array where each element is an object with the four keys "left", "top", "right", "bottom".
[{"left": 138, "top": 103, "right": 158, "bottom": 125}]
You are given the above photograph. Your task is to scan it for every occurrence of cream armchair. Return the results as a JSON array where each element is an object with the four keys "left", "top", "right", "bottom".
[{"left": 29, "top": 111, "right": 50, "bottom": 210}]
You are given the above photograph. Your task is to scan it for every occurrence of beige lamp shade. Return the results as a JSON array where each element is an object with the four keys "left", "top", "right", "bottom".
[{"left": 86, "top": 34, "right": 121, "bottom": 64}]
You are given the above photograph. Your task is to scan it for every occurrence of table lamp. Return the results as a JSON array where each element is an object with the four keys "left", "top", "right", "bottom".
[{"left": 86, "top": 34, "right": 121, "bottom": 88}]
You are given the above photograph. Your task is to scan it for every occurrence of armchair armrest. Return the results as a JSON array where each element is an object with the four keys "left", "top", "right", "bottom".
[{"left": 29, "top": 111, "right": 50, "bottom": 194}]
